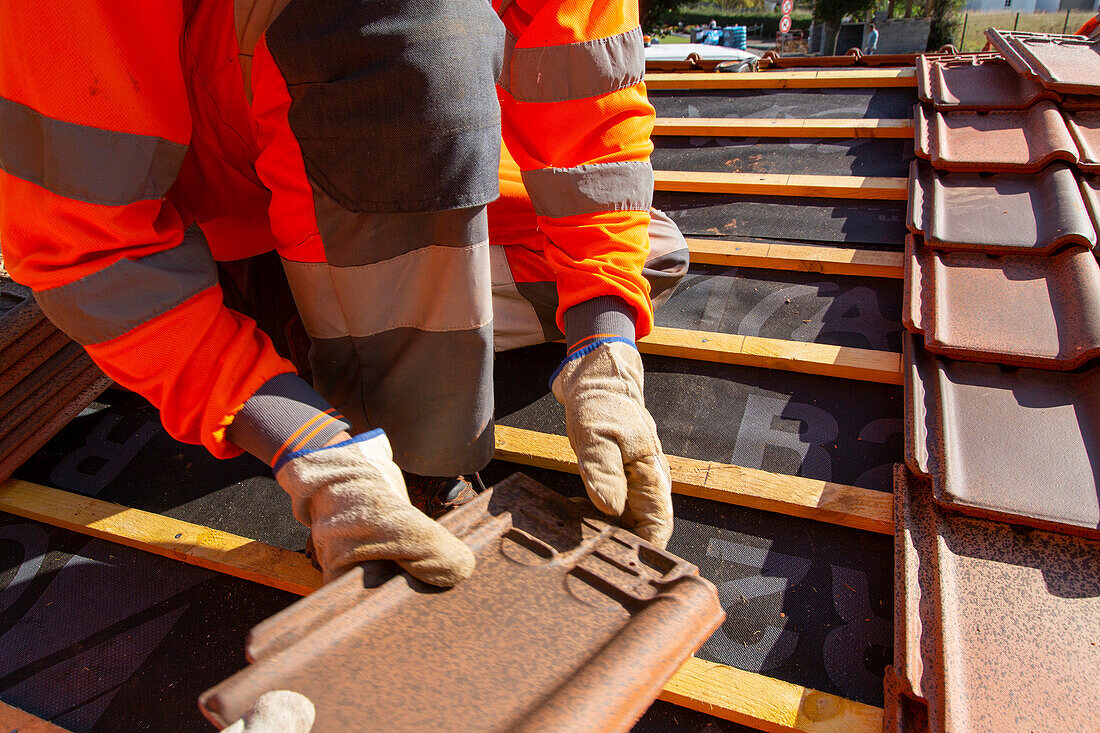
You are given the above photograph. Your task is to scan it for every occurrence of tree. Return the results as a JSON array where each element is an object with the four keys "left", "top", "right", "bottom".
[
  {"left": 812, "top": 0, "right": 877, "bottom": 53},
  {"left": 926, "top": 0, "right": 965, "bottom": 49},
  {"left": 640, "top": 0, "right": 681, "bottom": 33}
]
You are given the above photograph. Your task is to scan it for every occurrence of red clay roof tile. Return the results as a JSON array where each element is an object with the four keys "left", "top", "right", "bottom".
[
  {"left": 908, "top": 160, "right": 1097, "bottom": 254},
  {"left": 915, "top": 101, "right": 1079, "bottom": 172},
  {"left": 932, "top": 354, "right": 1100, "bottom": 537},
  {"left": 986, "top": 30, "right": 1100, "bottom": 95},
  {"left": 200, "top": 473, "right": 725, "bottom": 733},
  {"left": 909, "top": 238, "right": 1100, "bottom": 369},
  {"left": 897, "top": 465, "right": 1100, "bottom": 733},
  {"left": 917, "top": 54, "right": 1057, "bottom": 110}
]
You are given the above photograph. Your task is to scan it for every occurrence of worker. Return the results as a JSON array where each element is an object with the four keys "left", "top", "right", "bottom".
[
  {"left": 0, "top": 0, "right": 684, "bottom": 592},
  {"left": 864, "top": 23, "right": 879, "bottom": 54}
]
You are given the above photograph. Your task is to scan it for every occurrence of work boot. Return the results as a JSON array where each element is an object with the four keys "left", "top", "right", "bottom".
[{"left": 403, "top": 472, "right": 485, "bottom": 518}]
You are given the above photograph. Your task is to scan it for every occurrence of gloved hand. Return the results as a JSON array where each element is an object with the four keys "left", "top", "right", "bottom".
[
  {"left": 551, "top": 339, "right": 674, "bottom": 548},
  {"left": 223, "top": 690, "right": 315, "bottom": 733},
  {"left": 274, "top": 430, "right": 476, "bottom": 586}
]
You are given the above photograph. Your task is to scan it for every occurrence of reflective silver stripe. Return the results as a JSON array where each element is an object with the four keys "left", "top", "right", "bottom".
[
  {"left": 282, "top": 243, "right": 492, "bottom": 340},
  {"left": 33, "top": 227, "right": 217, "bottom": 345},
  {"left": 498, "top": 31, "right": 518, "bottom": 95},
  {"left": 522, "top": 160, "right": 653, "bottom": 219},
  {"left": 489, "top": 244, "right": 549, "bottom": 351},
  {"left": 501, "top": 27, "right": 645, "bottom": 103},
  {"left": 0, "top": 96, "right": 186, "bottom": 206},
  {"left": 313, "top": 190, "right": 489, "bottom": 267}
]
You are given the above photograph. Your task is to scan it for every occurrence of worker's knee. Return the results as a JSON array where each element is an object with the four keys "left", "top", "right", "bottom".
[{"left": 646, "top": 209, "right": 690, "bottom": 309}]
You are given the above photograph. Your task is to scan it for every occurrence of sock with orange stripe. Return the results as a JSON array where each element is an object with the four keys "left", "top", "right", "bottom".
[{"left": 227, "top": 373, "right": 351, "bottom": 466}]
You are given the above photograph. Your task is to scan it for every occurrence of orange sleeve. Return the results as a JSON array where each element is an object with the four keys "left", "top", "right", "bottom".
[
  {"left": 495, "top": 0, "right": 656, "bottom": 337},
  {"left": 0, "top": 0, "right": 295, "bottom": 458}
]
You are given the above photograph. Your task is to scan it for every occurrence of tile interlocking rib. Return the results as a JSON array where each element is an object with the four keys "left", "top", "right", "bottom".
[
  {"left": 986, "top": 30, "right": 1100, "bottom": 95},
  {"left": 200, "top": 473, "right": 725, "bottom": 733},
  {"left": 907, "top": 235, "right": 1100, "bottom": 369},
  {"left": 896, "top": 465, "right": 1100, "bottom": 733},
  {"left": 908, "top": 159, "right": 1097, "bottom": 254},
  {"left": 917, "top": 54, "right": 1058, "bottom": 110}
]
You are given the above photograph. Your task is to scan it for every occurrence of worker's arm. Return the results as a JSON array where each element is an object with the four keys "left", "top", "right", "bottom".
[
  {"left": 495, "top": 0, "right": 673, "bottom": 547},
  {"left": 0, "top": 1, "right": 473, "bottom": 585}
]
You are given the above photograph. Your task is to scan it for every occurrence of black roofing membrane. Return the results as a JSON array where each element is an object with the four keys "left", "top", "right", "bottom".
[
  {"left": 652, "top": 136, "right": 914, "bottom": 177},
  {"left": 650, "top": 88, "right": 918, "bottom": 120},
  {"left": 657, "top": 192, "right": 908, "bottom": 246},
  {"left": 0, "top": 513, "right": 298, "bottom": 733},
  {"left": 660, "top": 265, "right": 904, "bottom": 352}
]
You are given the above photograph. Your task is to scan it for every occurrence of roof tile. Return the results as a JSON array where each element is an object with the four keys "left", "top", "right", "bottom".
[
  {"left": 917, "top": 54, "right": 1057, "bottom": 110},
  {"left": 932, "top": 351, "right": 1100, "bottom": 536},
  {"left": 915, "top": 101, "right": 1078, "bottom": 172},
  {"left": 200, "top": 473, "right": 725, "bottom": 733},
  {"left": 910, "top": 237, "right": 1100, "bottom": 369},
  {"left": 897, "top": 465, "right": 1100, "bottom": 733},
  {"left": 987, "top": 30, "right": 1100, "bottom": 95},
  {"left": 908, "top": 159, "right": 1097, "bottom": 253}
]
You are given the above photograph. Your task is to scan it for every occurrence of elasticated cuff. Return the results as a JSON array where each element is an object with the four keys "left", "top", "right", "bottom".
[
  {"left": 227, "top": 373, "right": 351, "bottom": 467},
  {"left": 562, "top": 295, "right": 637, "bottom": 354}
]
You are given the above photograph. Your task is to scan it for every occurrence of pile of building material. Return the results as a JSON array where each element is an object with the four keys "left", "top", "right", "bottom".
[{"left": 0, "top": 279, "right": 110, "bottom": 484}]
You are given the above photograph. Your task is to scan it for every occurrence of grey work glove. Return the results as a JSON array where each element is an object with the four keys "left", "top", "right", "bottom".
[
  {"left": 551, "top": 339, "right": 674, "bottom": 548},
  {"left": 223, "top": 690, "right": 315, "bottom": 733},
  {"left": 274, "top": 430, "right": 476, "bottom": 586}
]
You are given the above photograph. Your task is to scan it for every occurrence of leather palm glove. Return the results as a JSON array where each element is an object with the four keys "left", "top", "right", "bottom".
[
  {"left": 223, "top": 691, "right": 315, "bottom": 733},
  {"left": 274, "top": 430, "right": 476, "bottom": 586},
  {"left": 551, "top": 301, "right": 674, "bottom": 548}
]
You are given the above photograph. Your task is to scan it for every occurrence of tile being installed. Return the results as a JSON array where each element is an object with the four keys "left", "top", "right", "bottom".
[
  {"left": 908, "top": 159, "right": 1097, "bottom": 254},
  {"left": 917, "top": 54, "right": 1058, "bottom": 110},
  {"left": 201, "top": 473, "right": 724, "bottom": 733},
  {"left": 915, "top": 102, "right": 1079, "bottom": 172},
  {"left": 933, "top": 355, "right": 1100, "bottom": 537},
  {"left": 986, "top": 30, "right": 1100, "bottom": 95},
  {"left": 899, "top": 465, "right": 1100, "bottom": 733},
  {"left": 911, "top": 239, "right": 1100, "bottom": 369}
]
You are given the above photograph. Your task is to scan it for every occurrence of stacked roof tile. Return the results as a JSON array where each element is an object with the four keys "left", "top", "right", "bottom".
[
  {"left": 894, "top": 37, "right": 1100, "bottom": 732},
  {"left": 0, "top": 279, "right": 110, "bottom": 483}
]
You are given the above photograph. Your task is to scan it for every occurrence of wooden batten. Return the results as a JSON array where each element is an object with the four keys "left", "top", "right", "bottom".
[
  {"left": 653, "top": 117, "right": 914, "bottom": 139},
  {"left": 686, "top": 239, "right": 904, "bottom": 279},
  {"left": 653, "top": 171, "right": 909, "bottom": 200},
  {"left": 637, "top": 327, "right": 904, "bottom": 386},
  {"left": 493, "top": 426, "right": 893, "bottom": 535},
  {"left": 645, "top": 68, "right": 917, "bottom": 90}
]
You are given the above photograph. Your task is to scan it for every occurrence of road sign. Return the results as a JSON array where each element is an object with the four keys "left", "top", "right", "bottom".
[
  {"left": 780, "top": 0, "right": 794, "bottom": 16},
  {"left": 779, "top": 14, "right": 792, "bottom": 33}
]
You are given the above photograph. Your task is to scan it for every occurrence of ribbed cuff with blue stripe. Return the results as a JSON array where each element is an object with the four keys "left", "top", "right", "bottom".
[
  {"left": 227, "top": 373, "right": 351, "bottom": 467},
  {"left": 562, "top": 295, "right": 637, "bottom": 355}
]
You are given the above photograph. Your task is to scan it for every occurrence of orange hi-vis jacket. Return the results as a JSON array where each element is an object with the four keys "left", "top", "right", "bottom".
[
  {"left": 0, "top": 0, "right": 661, "bottom": 460},
  {"left": 489, "top": 0, "right": 657, "bottom": 340}
]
